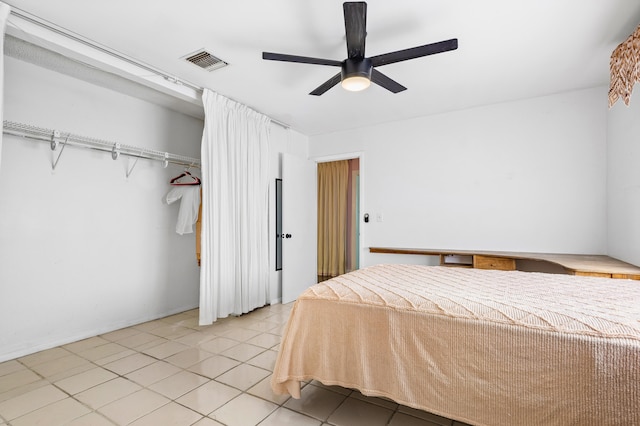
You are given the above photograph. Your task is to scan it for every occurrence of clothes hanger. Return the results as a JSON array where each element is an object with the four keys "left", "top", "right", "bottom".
[{"left": 170, "top": 170, "right": 201, "bottom": 186}]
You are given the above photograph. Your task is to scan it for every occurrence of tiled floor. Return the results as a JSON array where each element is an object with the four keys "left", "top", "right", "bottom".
[{"left": 0, "top": 304, "right": 472, "bottom": 426}]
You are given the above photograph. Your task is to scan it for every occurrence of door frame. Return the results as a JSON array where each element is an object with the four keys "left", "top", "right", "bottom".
[{"left": 312, "top": 151, "right": 365, "bottom": 272}]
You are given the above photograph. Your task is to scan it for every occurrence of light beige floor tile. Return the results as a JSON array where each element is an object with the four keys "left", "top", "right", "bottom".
[
  {"left": 102, "top": 353, "right": 156, "bottom": 375},
  {"left": 29, "top": 354, "right": 91, "bottom": 379},
  {"left": 98, "top": 389, "right": 170, "bottom": 425},
  {"left": 327, "top": 397, "right": 394, "bottom": 426},
  {"left": 93, "top": 348, "right": 136, "bottom": 366},
  {"left": 0, "top": 361, "right": 25, "bottom": 377},
  {"left": 390, "top": 412, "right": 447, "bottom": 426},
  {"left": 247, "top": 375, "right": 291, "bottom": 405},
  {"left": 398, "top": 406, "right": 453, "bottom": 425},
  {"left": 54, "top": 367, "right": 118, "bottom": 395},
  {"left": 198, "top": 323, "right": 238, "bottom": 338},
  {"left": 220, "top": 328, "right": 262, "bottom": 342},
  {"left": 260, "top": 407, "right": 322, "bottom": 426},
  {"left": 176, "top": 380, "right": 241, "bottom": 415},
  {"left": 147, "top": 324, "right": 195, "bottom": 340},
  {"left": 265, "top": 312, "right": 291, "bottom": 325},
  {"left": 160, "top": 312, "right": 193, "bottom": 324},
  {"left": 116, "top": 331, "right": 164, "bottom": 349},
  {"left": 198, "top": 337, "right": 239, "bottom": 354},
  {"left": 192, "top": 417, "right": 224, "bottom": 425},
  {"left": 187, "top": 355, "right": 239, "bottom": 379},
  {"left": 175, "top": 331, "right": 216, "bottom": 347},
  {"left": 125, "top": 361, "right": 181, "bottom": 387},
  {"left": 63, "top": 336, "right": 110, "bottom": 353},
  {"left": 241, "top": 320, "right": 281, "bottom": 333},
  {"left": 165, "top": 347, "right": 214, "bottom": 368},
  {"left": 131, "top": 337, "right": 169, "bottom": 352},
  {"left": 148, "top": 370, "right": 209, "bottom": 399},
  {"left": 284, "top": 383, "right": 348, "bottom": 421},
  {"left": 141, "top": 340, "right": 190, "bottom": 359},
  {"left": 0, "top": 380, "right": 49, "bottom": 404},
  {"left": 210, "top": 393, "right": 277, "bottom": 426},
  {"left": 11, "top": 397, "right": 90, "bottom": 426},
  {"left": 18, "top": 347, "right": 70, "bottom": 367},
  {"left": 66, "top": 412, "right": 116, "bottom": 426},
  {"left": 132, "top": 319, "right": 166, "bottom": 332},
  {"left": 78, "top": 342, "right": 129, "bottom": 362},
  {"left": 247, "top": 350, "right": 278, "bottom": 371},
  {"left": 246, "top": 333, "right": 282, "bottom": 349},
  {"left": 129, "top": 402, "right": 202, "bottom": 426},
  {"left": 100, "top": 327, "right": 141, "bottom": 342},
  {"left": 74, "top": 377, "right": 142, "bottom": 409},
  {"left": 215, "top": 363, "right": 271, "bottom": 391},
  {"left": 221, "top": 343, "right": 265, "bottom": 362},
  {"left": 0, "top": 384, "right": 67, "bottom": 420},
  {"left": 0, "top": 369, "right": 41, "bottom": 394},
  {"left": 47, "top": 364, "right": 96, "bottom": 383}
]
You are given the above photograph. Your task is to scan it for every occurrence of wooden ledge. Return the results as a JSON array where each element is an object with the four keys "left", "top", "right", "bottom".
[{"left": 369, "top": 247, "right": 640, "bottom": 280}]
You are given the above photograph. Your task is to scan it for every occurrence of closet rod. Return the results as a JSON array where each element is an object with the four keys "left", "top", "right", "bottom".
[{"left": 3, "top": 120, "right": 201, "bottom": 169}]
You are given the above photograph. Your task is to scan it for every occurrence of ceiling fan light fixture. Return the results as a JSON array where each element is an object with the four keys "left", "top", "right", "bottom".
[
  {"left": 341, "top": 58, "right": 373, "bottom": 92},
  {"left": 342, "top": 75, "right": 371, "bottom": 91}
]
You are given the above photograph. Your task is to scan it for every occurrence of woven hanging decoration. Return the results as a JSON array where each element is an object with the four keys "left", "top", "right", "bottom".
[{"left": 609, "top": 24, "right": 640, "bottom": 107}]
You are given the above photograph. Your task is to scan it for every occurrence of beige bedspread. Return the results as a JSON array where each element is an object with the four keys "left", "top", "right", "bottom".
[{"left": 271, "top": 264, "right": 640, "bottom": 426}]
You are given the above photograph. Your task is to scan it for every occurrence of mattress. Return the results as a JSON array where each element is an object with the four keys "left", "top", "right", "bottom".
[{"left": 271, "top": 264, "right": 640, "bottom": 426}]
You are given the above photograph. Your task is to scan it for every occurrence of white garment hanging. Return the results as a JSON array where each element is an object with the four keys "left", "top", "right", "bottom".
[{"left": 166, "top": 186, "right": 200, "bottom": 235}]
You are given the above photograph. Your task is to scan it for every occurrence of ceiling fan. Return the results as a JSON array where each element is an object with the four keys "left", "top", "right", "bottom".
[{"left": 262, "top": 1, "right": 458, "bottom": 96}]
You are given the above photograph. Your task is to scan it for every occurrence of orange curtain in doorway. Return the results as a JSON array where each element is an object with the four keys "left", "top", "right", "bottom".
[{"left": 317, "top": 160, "right": 349, "bottom": 277}]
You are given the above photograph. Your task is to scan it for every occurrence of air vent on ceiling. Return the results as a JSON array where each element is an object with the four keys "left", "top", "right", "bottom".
[{"left": 183, "top": 49, "right": 227, "bottom": 72}]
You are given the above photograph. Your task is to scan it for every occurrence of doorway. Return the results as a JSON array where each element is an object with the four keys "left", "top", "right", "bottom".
[{"left": 317, "top": 158, "right": 360, "bottom": 282}]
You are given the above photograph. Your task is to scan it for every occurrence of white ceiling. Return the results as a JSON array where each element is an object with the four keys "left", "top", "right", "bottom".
[{"left": 4, "top": 0, "right": 640, "bottom": 136}]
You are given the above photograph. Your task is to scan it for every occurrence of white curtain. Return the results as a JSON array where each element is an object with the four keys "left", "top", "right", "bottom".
[
  {"left": 0, "top": 2, "right": 10, "bottom": 169},
  {"left": 199, "top": 89, "right": 271, "bottom": 325}
]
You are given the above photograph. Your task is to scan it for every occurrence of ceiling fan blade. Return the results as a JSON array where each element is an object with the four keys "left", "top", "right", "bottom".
[
  {"left": 310, "top": 72, "right": 342, "bottom": 96},
  {"left": 344, "top": 2, "right": 367, "bottom": 58},
  {"left": 370, "top": 38, "right": 458, "bottom": 67},
  {"left": 371, "top": 69, "right": 407, "bottom": 93},
  {"left": 263, "top": 52, "right": 342, "bottom": 67}
]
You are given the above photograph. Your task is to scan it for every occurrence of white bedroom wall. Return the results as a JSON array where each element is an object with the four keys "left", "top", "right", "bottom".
[
  {"left": 607, "top": 96, "right": 640, "bottom": 266},
  {"left": 310, "top": 87, "right": 609, "bottom": 267},
  {"left": 0, "top": 56, "right": 204, "bottom": 362}
]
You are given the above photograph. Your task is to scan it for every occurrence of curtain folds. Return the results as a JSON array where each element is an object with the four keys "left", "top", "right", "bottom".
[
  {"left": 317, "top": 160, "right": 349, "bottom": 277},
  {"left": 199, "top": 89, "right": 270, "bottom": 325},
  {"left": 0, "top": 2, "right": 10, "bottom": 169}
]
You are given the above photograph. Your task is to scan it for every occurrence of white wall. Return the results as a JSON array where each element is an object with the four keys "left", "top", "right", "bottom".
[
  {"left": 0, "top": 57, "right": 204, "bottom": 362},
  {"left": 310, "top": 87, "right": 609, "bottom": 267},
  {"left": 607, "top": 97, "right": 640, "bottom": 266}
]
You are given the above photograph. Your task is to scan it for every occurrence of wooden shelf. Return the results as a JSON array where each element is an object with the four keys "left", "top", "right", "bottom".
[{"left": 369, "top": 247, "right": 640, "bottom": 280}]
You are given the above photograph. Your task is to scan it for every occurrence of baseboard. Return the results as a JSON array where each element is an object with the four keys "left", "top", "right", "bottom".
[{"left": 0, "top": 303, "right": 199, "bottom": 363}]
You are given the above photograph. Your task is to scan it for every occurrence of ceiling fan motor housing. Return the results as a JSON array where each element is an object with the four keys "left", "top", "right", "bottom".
[{"left": 342, "top": 57, "right": 372, "bottom": 81}]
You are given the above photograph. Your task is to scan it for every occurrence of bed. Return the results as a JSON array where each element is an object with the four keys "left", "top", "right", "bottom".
[{"left": 271, "top": 264, "right": 640, "bottom": 426}]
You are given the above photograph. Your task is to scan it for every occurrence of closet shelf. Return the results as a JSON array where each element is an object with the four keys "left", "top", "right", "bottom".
[{"left": 3, "top": 120, "right": 201, "bottom": 169}]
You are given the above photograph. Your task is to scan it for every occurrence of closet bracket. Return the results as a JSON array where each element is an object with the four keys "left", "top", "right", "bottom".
[
  {"left": 125, "top": 151, "right": 143, "bottom": 178},
  {"left": 51, "top": 133, "right": 69, "bottom": 171}
]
